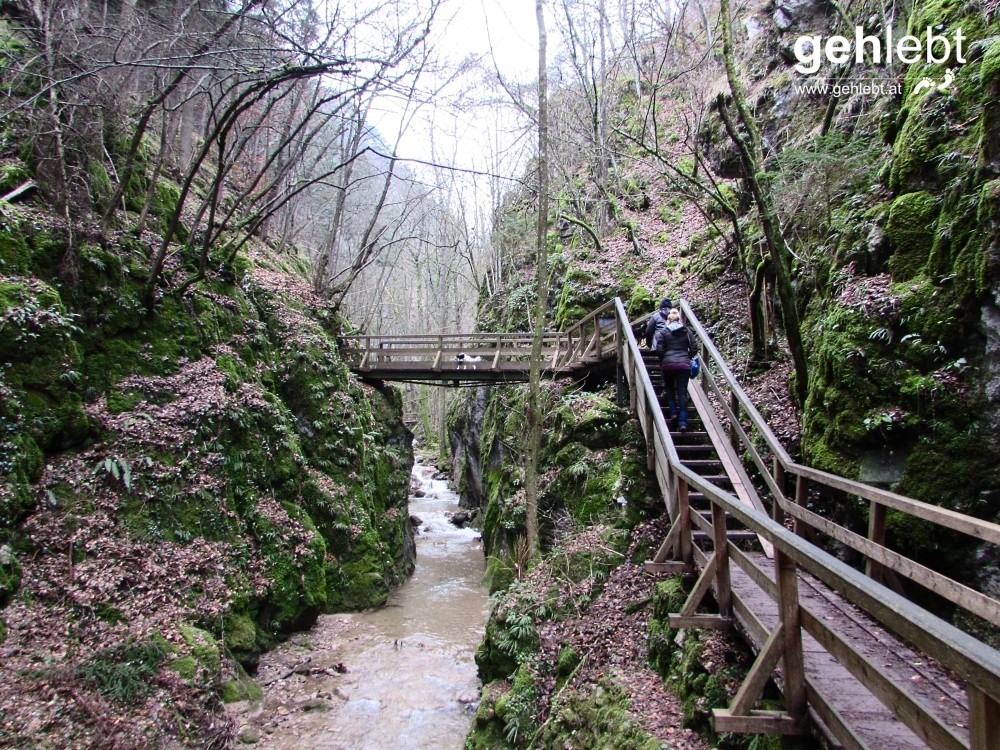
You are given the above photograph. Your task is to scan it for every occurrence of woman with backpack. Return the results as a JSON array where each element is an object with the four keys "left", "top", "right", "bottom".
[{"left": 654, "top": 308, "right": 697, "bottom": 431}]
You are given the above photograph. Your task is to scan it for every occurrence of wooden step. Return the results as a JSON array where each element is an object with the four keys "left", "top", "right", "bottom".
[
  {"left": 671, "top": 430, "right": 710, "bottom": 442},
  {"left": 675, "top": 444, "right": 716, "bottom": 459},
  {"left": 682, "top": 459, "right": 724, "bottom": 472},
  {"left": 692, "top": 529, "right": 759, "bottom": 543}
]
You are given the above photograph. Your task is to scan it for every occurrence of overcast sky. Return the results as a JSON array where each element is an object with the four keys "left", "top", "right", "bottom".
[{"left": 366, "top": 0, "right": 545, "bottom": 207}]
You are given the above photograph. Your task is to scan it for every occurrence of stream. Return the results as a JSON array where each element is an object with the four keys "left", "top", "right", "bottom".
[{"left": 229, "top": 462, "right": 489, "bottom": 748}]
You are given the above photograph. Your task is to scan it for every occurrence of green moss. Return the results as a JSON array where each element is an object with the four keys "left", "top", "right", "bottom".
[
  {"left": 885, "top": 192, "right": 939, "bottom": 280},
  {"left": 0, "top": 221, "right": 31, "bottom": 275},
  {"left": 223, "top": 614, "right": 258, "bottom": 653},
  {"left": 88, "top": 159, "right": 113, "bottom": 213},
  {"left": 179, "top": 625, "right": 221, "bottom": 676},
  {"left": 494, "top": 663, "right": 539, "bottom": 746},
  {"left": 556, "top": 645, "right": 581, "bottom": 681},
  {"left": 219, "top": 677, "right": 263, "bottom": 703},
  {"left": 77, "top": 638, "right": 170, "bottom": 704},
  {"left": 982, "top": 39, "right": 1000, "bottom": 87},
  {"left": 465, "top": 682, "right": 516, "bottom": 750},
  {"left": 168, "top": 655, "right": 199, "bottom": 680},
  {"left": 647, "top": 576, "right": 688, "bottom": 677},
  {"left": 0, "top": 162, "right": 30, "bottom": 195},
  {"left": 0, "top": 544, "right": 20, "bottom": 605},
  {"left": 626, "top": 285, "right": 655, "bottom": 317},
  {"left": 149, "top": 178, "right": 188, "bottom": 242},
  {"left": 475, "top": 606, "right": 538, "bottom": 682},
  {"left": 539, "top": 679, "right": 663, "bottom": 750}
]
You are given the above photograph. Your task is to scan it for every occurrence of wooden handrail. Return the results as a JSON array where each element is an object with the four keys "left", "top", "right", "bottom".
[
  {"left": 680, "top": 299, "right": 1000, "bottom": 546},
  {"left": 611, "top": 296, "right": 1000, "bottom": 748}
]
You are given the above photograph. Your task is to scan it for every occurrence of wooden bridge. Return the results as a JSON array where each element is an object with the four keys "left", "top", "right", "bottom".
[
  {"left": 345, "top": 299, "right": 1000, "bottom": 749},
  {"left": 340, "top": 301, "right": 619, "bottom": 384}
]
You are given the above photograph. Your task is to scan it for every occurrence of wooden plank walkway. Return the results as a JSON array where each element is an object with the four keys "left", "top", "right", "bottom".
[
  {"left": 621, "top": 299, "right": 1000, "bottom": 749},
  {"left": 725, "top": 548, "right": 969, "bottom": 750}
]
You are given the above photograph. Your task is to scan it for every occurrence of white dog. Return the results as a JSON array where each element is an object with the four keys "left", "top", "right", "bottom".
[{"left": 456, "top": 352, "right": 483, "bottom": 369}]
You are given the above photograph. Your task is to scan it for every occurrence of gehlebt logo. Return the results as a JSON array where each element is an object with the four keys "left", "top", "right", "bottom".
[{"left": 792, "top": 26, "right": 967, "bottom": 97}]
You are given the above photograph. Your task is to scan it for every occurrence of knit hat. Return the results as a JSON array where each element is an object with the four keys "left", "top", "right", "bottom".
[{"left": 659, "top": 298, "right": 673, "bottom": 312}]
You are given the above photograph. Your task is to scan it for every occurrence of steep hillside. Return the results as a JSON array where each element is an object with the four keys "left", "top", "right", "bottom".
[
  {"left": 453, "top": 1, "right": 1000, "bottom": 747},
  {"left": 0, "top": 201, "right": 414, "bottom": 743}
]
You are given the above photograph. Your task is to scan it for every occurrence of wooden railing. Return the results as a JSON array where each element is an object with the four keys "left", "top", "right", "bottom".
[
  {"left": 679, "top": 299, "right": 1000, "bottom": 632},
  {"left": 612, "top": 297, "right": 1000, "bottom": 749},
  {"left": 341, "top": 299, "right": 619, "bottom": 377}
]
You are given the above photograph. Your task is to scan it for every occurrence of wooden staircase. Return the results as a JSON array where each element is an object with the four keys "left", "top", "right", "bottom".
[{"left": 640, "top": 350, "right": 772, "bottom": 558}]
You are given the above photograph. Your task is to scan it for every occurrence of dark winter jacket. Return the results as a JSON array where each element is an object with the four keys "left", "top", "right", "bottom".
[
  {"left": 644, "top": 299, "right": 673, "bottom": 347},
  {"left": 654, "top": 322, "right": 696, "bottom": 370}
]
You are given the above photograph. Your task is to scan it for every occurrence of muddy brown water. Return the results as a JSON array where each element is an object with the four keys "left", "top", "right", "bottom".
[{"left": 228, "top": 463, "right": 489, "bottom": 749}]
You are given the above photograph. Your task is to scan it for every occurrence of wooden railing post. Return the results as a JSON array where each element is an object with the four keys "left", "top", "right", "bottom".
[
  {"left": 645, "top": 396, "right": 655, "bottom": 471},
  {"left": 678, "top": 478, "right": 692, "bottom": 566},
  {"left": 616, "top": 320, "right": 628, "bottom": 406},
  {"left": 866, "top": 500, "right": 887, "bottom": 584},
  {"left": 629, "top": 354, "right": 638, "bottom": 413},
  {"left": 793, "top": 475, "right": 808, "bottom": 539},
  {"left": 772, "top": 459, "right": 785, "bottom": 524},
  {"left": 775, "top": 549, "right": 807, "bottom": 723},
  {"left": 968, "top": 685, "right": 1000, "bottom": 750},
  {"left": 729, "top": 391, "right": 740, "bottom": 453},
  {"left": 712, "top": 502, "right": 733, "bottom": 619}
]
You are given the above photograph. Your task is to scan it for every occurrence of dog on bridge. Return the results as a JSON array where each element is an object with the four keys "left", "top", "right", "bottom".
[{"left": 456, "top": 352, "right": 483, "bottom": 369}]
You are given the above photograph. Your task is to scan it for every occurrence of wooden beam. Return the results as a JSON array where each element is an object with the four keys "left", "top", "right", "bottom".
[
  {"left": 668, "top": 614, "right": 732, "bottom": 630},
  {"left": 678, "top": 480, "right": 692, "bottom": 565},
  {"left": 712, "top": 504, "right": 733, "bottom": 618},
  {"left": 678, "top": 554, "right": 717, "bottom": 617},
  {"left": 866, "top": 500, "right": 887, "bottom": 584},
  {"left": 969, "top": 685, "right": 1000, "bottom": 750},
  {"left": 713, "top": 710, "right": 807, "bottom": 735},
  {"left": 727, "top": 623, "right": 785, "bottom": 716},
  {"left": 784, "top": 499, "right": 1000, "bottom": 626},
  {"left": 651, "top": 516, "right": 682, "bottom": 563},
  {"left": 800, "top": 609, "right": 968, "bottom": 750},
  {"left": 645, "top": 561, "right": 690, "bottom": 575},
  {"left": 775, "top": 550, "right": 807, "bottom": 722}
]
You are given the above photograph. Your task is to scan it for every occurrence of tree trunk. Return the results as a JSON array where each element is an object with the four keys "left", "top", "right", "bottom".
[
  {"left": 718, "top": 0, "right": 808, "bottom": 404},
  {"left": 525, "top": 0, "right": 549, "bottom": 556}
]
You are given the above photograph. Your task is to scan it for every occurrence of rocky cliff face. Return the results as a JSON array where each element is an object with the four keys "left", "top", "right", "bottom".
[
  {"left": 0, "top": 214, "right": 415, "bottom": 744},
  {"left": 448, "top": 385, "right": 491, "bottom": 512},
  {"left": 695, "top": 0, "right": 1000, "bottom": 536}
]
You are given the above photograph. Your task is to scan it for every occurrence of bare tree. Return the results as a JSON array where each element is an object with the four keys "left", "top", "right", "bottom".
[{"left": 525, "top": 0, "right": 550, "bottom": 555}]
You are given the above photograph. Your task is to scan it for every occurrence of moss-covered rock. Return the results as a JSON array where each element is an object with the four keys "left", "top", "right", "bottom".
[
  {"left": 0, "top": 543, "right": 20, "bottom": 606},
  {"left": 647, "top": 575, "right": 688, "bottom": 678},
  {"left": 538, "top": 679, "right": 663, "bottom": 750},
  {"left": 885, "top": 192, "right": 939, "bottom": 280},
  {"left": 219, "top": 677, "right": 263, "bottom": 703}
]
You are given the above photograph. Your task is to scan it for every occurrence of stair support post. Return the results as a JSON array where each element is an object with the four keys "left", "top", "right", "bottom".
[
  {"left": 793, "top": 475, "right": 808, "bottom": 539},
  {"left": 645, "top": 396, "right": 655, "bottom": 471},
  {"left": 866, "top": 500, "right": 887, "bottom": 584},
  {"left": 628, "top": 355, "right": 637, "bottom": 413},
  {"left": 678, "top": 478, "right": 692, "bottom": 567},
  {"left": 729, "top": 392, "right": 740, "bottom": 453},
  {"left": 776, "top": 548, "right": 807, "bottom": 725},
  {"left": 712, "top": 502, "right": 732, "bottom": 618},
  {"left": 714, "top": 549, "right": 808, "bottom": 736},
  {"left": 772, "top": 458, "right": 785, "bottom": 523},
  {"left": 969, "top": 685, "right": 1000, "bottom": 750},
  {"left": 616, "top": 319, "right": 628, "bottom": 407}
]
